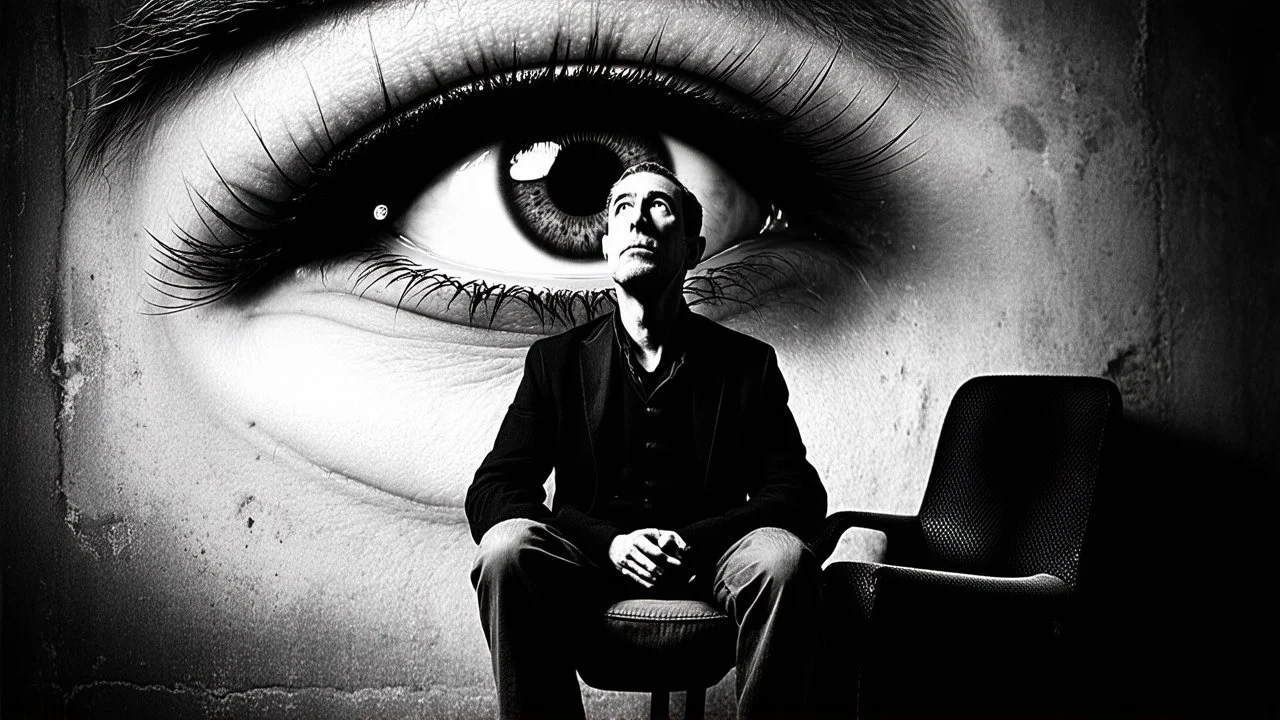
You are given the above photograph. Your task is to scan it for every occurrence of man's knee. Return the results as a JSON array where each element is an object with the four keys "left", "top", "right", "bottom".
[
  {"left": 728, "top": 527, "right": 819, "bottom": 586},
  {"left": 472, "top": 518, "right": 545, "bottom": 587}
]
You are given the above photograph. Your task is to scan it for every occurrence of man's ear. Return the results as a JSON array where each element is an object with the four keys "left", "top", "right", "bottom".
[
  {"left": 601, "top": 232, "right": 611, "bottom": 261},
  {"left": 685, "top": 236, "right": 706, "bottom": 269}
]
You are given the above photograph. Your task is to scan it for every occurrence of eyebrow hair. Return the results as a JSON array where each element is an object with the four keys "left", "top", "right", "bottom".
[{"left": 74, "top": 0, "right": 973, "bottom": 170}]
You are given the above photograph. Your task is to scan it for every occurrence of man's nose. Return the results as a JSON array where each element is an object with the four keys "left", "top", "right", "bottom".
[{"left": 633, "top": 203, "right": 657, "bottom": 235}]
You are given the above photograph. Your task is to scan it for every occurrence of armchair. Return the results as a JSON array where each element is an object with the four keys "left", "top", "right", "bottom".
[{"left": 814, "top": 374, "right": 1122, "bottom": 717}]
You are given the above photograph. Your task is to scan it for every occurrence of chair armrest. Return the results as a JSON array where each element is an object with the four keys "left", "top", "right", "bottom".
[
  {"left": 810, "top": 510, "right": 919, "bottom": 563},
  {"left": 863, "top": 565, "right": 1068, "bottom": 600},
  {"left": 826, "top": 561, "right": 1070, "bottom": 617}
]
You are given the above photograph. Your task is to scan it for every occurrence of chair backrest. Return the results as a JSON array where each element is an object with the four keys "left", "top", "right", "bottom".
[{"left": 915, "top": 375, "right": 1121, "bottom": 590}]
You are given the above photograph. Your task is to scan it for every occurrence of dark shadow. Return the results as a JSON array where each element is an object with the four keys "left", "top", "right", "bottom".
[{"left": 1064, "top": 413, "right": 1276, "bottom": 718}]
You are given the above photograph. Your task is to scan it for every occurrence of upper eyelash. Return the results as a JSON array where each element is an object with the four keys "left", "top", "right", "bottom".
[{"left": 145, "top": 21, "right": 917, "bottom": 318}]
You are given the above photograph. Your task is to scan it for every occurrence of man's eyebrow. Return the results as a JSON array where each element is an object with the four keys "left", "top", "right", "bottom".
[{"left": 74, "top": 0, "right": 973, "bottom": 172}]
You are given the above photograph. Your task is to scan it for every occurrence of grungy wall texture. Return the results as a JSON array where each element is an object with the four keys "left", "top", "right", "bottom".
[{"left": 3, "top": 0, "right": 1276, "bottom": 718}]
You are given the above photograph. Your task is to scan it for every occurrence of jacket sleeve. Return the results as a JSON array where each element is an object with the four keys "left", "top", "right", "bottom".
[
  {"left": 464, "top": 343, "right": 555, "bottom": 544},
  {"left": 677, "top": 347, "right": 827, "bottom": 569},
  {"left": 549, "top": 506, "right": 622, "bottom": 568}
]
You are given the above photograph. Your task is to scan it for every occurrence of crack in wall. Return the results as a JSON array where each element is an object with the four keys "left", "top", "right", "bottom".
[
  {"left": 1135, "top": 0, "right": 1172, "bottom": 421},
  {"left": 63, "top": 681, "right": 449, "bottom": 700},
  {"left": 56, "top": 680, "right": 496, "bottom": 712},
  {"left": 50, "top": 0, "right": 73, "bottom": 564}
]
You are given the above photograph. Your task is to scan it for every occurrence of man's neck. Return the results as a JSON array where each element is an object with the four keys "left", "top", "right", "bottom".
[{"left": 615, "top": 287, "right": 685, "bottom": 373}]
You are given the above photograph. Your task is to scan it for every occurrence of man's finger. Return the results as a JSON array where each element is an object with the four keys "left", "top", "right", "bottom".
[
  {"left": 620, "top": 565, "right": 653, "bottom": 589},
  {"left": 628, "top": 547, "right": 661, "bottom": 574},
  {"left": 633, "top": 536, "right": 668, "bottom": 560},
  {"left": 630, "top": 558, "right": 657, "bottom": 580}
]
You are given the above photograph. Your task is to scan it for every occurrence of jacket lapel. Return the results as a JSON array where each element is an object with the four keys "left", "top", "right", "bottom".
[{"left": 579, "top": 317, "right": 615, "bottom": 488}]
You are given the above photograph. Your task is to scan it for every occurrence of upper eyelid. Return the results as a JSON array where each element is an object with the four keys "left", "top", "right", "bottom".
[
  {"left": 76, "top": 0, "right": 972, "bottom": 171},
  {"left": 76, "top": 0, "right": 944, "bottom": 175}
]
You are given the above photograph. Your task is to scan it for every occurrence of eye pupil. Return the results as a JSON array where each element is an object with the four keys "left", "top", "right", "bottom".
[{"left": 545, "top": 142, "right": 622, "bottom": 217}]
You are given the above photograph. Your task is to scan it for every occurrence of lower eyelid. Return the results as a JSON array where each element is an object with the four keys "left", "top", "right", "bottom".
[
  {"left": 275, "top": 228, "right": 865, "bottom": 334},
  {"left": 303, "top": 253, "right": 618, "bottom": 335}
]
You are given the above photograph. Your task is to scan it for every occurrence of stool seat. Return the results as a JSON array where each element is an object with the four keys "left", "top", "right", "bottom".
[{"left": 577, "top": 598, "right": 736, "bottom": 692}]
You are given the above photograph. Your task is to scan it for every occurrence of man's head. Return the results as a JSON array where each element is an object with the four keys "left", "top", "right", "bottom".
[{"left": 601, "top": 163, "right": 706, "bottom": 299}]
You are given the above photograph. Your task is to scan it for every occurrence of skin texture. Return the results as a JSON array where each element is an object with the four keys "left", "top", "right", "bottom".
[{"left": 2, "top": 1, "right": 1274, "bottom": 718}]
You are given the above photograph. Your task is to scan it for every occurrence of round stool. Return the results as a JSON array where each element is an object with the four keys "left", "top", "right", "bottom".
[{"left": 577, "top": 598, "right": 736, "bottom": 720}]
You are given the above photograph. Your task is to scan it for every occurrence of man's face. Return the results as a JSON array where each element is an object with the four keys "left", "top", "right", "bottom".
[{"left": 602, "top": 172, "right": 701, "bottom": 293}]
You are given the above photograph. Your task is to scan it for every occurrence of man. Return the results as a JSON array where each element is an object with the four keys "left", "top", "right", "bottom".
[{"left": 466, "top": 162, "right": 828, "bottom": 719}]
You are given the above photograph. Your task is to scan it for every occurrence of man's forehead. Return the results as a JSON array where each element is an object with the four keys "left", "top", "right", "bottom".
[{"left": 613, "top": 172, "right": 680, "bottom": 199}]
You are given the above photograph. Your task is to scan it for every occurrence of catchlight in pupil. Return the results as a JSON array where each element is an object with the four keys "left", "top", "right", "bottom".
[{"left": 501, "top": 131, "right": 670, "bottom": 260}]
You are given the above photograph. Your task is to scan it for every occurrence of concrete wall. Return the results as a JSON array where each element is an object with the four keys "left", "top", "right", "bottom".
[{"left": 4, "top": 1, "right": 1274, "bottom": 717}]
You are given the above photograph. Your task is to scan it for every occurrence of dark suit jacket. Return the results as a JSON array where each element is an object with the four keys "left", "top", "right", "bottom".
[{"left": 465, "top": 311, "right": 827, "bottom": 571}]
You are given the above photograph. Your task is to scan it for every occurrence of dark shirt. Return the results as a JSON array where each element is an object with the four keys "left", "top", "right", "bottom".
[
  {"left": 612, "top": 308, "right": 687, "bottom": 401},
  {"left": 601, "top": 310, "right": 702, "bottom": 531}
]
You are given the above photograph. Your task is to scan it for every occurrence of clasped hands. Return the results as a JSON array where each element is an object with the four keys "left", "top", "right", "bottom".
[{"left": 608, "top": 528, "right": 692, "bottom": 590}]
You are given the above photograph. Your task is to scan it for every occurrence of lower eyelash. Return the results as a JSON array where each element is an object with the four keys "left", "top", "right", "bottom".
[
  {"left": 344, "top": 250, "right": 617, "bottom": 329},
  {"left": 685, "top": 250, "right": 812, "bottom": 314},
  {"left": 339, "top": 248, "right": 812, "bottom": 332}
]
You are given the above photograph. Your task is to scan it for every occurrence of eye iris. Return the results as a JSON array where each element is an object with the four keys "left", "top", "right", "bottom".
[{"left": 501, "top": 132, "right": 670, "bottom": 260}]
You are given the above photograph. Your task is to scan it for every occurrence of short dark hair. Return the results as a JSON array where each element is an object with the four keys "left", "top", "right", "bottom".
[{"left": 608, "top": 162, "right": 703, "bottom": 238}]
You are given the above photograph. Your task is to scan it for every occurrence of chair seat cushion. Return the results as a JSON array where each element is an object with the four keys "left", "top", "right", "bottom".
[{"left": 576, "top": 598, "right": 736, "bottom": 691}]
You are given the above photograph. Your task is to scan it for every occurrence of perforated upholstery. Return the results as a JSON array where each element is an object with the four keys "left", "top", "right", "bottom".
[
  {"left": 817, "top": 375, "right": 1122, "bottom": 718},
  {"left": 915, "top": 375, "right": 1116, "bottom": 586}
]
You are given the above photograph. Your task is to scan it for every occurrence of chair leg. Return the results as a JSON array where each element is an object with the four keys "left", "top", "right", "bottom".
[
  {"left": 685, "top": 687, "right": 706, "bottom": 720},
  {"left": 650, "top": 690, "right": 670, "bottom": 720}
]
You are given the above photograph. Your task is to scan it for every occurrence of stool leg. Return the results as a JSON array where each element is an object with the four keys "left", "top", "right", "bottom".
[
  {"left": 685, "top": 687, "right": 705, "bottom": 720},
  {"left": 650, "top": 691, "right": 670, "bottom": 720}
]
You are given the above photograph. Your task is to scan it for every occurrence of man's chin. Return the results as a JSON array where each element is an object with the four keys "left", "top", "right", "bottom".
[{"left": 613, "top": 268, "right": 673, "bottom": 299}]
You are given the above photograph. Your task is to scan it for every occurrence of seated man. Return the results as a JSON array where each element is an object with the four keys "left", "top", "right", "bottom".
[{"left": 466, "top": 162, "right": 827, "bottom": 720}]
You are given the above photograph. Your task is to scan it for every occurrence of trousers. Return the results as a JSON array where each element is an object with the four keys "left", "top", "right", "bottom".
[{"left": 471, "top": 518, "right": 822, "bottom": 720}]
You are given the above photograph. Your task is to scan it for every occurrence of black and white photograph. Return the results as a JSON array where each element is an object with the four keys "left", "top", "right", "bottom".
[{"left": 2, "top": 1, "right": 1275, "bottom": 718}]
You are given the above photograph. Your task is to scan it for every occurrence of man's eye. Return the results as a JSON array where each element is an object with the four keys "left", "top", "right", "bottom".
[{"left": 368, "top": 132, "right": 760, "bottom": 291}]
